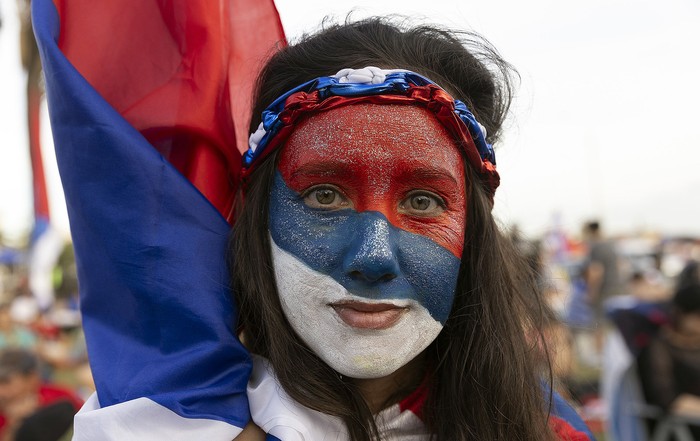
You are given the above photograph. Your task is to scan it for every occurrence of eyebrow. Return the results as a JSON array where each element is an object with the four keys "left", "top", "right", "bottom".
[
  {"left": 290, "top": 160, "right": 462, "bottom": 186},
  {"left": 290, "top": 161, "right": 356, "bottom": 179},
  {"left": 397, "top": 167, "right": 461, "bottom": 186}
]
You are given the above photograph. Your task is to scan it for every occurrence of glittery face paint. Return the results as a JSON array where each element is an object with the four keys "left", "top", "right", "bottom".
[{"left": 269, "top": 104, "right": 467, "bottom": 378}]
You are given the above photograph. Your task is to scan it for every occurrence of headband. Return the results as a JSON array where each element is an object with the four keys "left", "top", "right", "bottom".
[{"left": 243, "top": 67, "right": 499, "bottom": 200}]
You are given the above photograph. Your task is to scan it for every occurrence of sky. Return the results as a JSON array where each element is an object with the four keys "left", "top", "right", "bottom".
[{"left": 1, "top": 0, "right": 699, "bottom": 243}]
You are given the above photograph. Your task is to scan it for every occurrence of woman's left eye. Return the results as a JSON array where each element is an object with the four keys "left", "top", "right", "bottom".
[{"left": 400, "top": 192, "right": 445, "bottom": 216}]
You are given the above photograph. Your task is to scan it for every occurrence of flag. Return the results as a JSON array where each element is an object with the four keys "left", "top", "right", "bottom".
[{"left": 32, "top": 0, "right": 285, "bottom": 438}]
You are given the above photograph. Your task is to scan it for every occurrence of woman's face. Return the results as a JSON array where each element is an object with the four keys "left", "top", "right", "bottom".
[{"left": 268, "top": 104, "right": 467, "bottom": 378}]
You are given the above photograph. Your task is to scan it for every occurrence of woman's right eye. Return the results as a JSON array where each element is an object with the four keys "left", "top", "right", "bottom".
[{"left": 302, "top": 186, "right": 349, "bottom": 210}]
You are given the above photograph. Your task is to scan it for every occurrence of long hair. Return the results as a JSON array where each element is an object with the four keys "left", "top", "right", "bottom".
[{"left": 231, "top": 17, "right": 555, "bottom": 440}]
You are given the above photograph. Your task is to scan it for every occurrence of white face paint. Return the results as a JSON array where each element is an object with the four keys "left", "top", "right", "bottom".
[{"left": 271, "top": 237, "right": 443, "bottom": 379}]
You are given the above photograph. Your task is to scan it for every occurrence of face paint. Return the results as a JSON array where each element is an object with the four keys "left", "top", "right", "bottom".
[{"left": 269, "top": 104, "right": 467, "bottom": 378}]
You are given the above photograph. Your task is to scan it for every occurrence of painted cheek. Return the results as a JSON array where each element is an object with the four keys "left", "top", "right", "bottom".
[
  {"left": 268, "top": 173, "right": 353, "bottom": 275},
  {"left": 397, "top": 229, "right": 459, "bottom": 323},
  {"left": 391, "top": 202, "right": 466, "bottom": 259}
]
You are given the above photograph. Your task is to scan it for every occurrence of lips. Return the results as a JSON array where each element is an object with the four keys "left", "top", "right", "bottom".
[{"left": 331, "top": 301, "right": 407, "bottom": 330}]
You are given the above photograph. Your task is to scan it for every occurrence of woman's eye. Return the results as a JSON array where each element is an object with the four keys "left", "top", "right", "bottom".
[
  {"left": 315, "top": 189, "right": 337, "bottom": 205},
  {"left": 411, "top": 195, "right": 433, "bottom": 211},
  {"left": 302, "top": 187, "right": 348, "bottom": 209},
  {"left": 401, "top": 192, "right": 445, "bottom": 216}
]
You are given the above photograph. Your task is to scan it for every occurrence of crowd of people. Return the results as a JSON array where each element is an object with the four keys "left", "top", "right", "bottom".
[
  {"left": 516, "top": 220, "right": 700, "bottom": 439},
  {"left": 0, "top": 241, "right": 90, "bottom": 441}
]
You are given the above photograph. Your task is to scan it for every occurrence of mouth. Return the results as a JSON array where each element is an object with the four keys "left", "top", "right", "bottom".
[{"left": 330, "top": 301, "right": 407, "bottom": 330}]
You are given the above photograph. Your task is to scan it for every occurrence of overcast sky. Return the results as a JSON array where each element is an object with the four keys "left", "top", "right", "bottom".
[{"left": 1, "top": 0, "right": 699, "bottom": 242}]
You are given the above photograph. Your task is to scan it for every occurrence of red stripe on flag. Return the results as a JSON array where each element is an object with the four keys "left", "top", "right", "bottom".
[{"left": 53, "top": 0, "right": 285, "bottom": 221}]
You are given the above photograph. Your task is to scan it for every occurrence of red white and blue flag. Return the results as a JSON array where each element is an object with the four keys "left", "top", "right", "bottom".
[{"left": 32, "top": 0, "right": 285, "bottom": 439}]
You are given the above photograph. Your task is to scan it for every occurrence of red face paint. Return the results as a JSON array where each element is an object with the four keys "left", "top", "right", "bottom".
[{"left": 277, "top": 104, "right": 467, "bottom": 258}]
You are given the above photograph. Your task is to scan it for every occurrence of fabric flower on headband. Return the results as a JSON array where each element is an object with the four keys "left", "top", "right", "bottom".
[{"left": 243, "top": 66, "right": 500, "bottom": 200}]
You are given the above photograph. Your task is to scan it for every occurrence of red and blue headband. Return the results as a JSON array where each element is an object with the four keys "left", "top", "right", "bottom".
[{"left": 243, "top": 67, "right": 499, "bottom": 200}]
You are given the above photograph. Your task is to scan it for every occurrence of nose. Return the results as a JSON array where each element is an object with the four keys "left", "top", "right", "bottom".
[{"left": 343, "top": 214, "right": 400, "bottom": 283}]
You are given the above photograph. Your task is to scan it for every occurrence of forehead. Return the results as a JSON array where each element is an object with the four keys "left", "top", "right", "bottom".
[{"left": 279, "top": 104, "right": 463, "bottom": 171}]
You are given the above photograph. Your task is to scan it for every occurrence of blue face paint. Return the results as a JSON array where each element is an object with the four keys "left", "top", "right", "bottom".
[{"left": 269, "top": 172, "right": 459, "bottom": 324}]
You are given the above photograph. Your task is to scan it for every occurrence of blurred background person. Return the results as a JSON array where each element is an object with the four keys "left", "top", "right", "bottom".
[
  {"left": 582, "top": 220, "right": 624, "bottom": 359},
  {"left": 0, "top": 348, "right": 82, "bottom": 441},
  {"left": 637, "top": 283, "right": 700, "bottom": 437},
  {"left": 583, "top": 220, "right": 624, "bottom": 322}
]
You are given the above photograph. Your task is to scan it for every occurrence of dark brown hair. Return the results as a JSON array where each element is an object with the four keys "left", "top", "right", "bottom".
[{"left": 231, "top": 17, "right": 555, "bottom": 441}]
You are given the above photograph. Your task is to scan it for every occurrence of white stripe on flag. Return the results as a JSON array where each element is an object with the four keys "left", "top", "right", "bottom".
[
  {"left": 248, "top": 355, "right": 346, "bottom": 440},
  {"left": 73, "top": 393, "right": 243, "bottom": 441}
]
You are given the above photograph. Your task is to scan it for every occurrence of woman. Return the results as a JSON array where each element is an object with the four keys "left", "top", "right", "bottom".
[{"left": 232, "top": 18, "right": 593, "bottom": 440}]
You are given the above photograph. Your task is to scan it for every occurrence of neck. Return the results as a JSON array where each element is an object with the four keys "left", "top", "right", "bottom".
[{"left": 351, "top": 353, "right": 426, "bottom": 414}]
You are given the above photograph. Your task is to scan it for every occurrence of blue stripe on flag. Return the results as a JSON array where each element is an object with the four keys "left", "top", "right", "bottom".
[{"left": 33, "top": 0, "right": 251, "bottom": 427}]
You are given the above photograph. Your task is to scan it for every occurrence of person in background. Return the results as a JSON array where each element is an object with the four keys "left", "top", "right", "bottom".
[
  {"left": 583, "top": 221, "right": 624, "bottom": 321},
  {"left": 582, "top": 221, "right": 623, "bottom": 359},
  {"left": 637, "top": 283, "right": 700, "bottom": 437},
  {"left": 0, "top": 349, "right": 82, "bottom": 441},
  {"left": 14, "top": 400, "right": 76, "bottom": 441}
]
